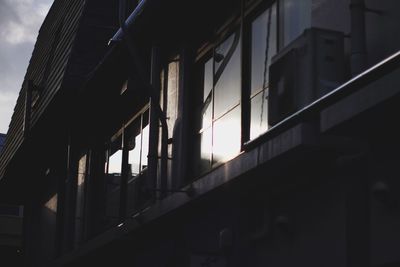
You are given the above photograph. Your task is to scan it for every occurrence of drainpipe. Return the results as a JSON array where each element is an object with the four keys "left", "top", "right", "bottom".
[
  {"left": 350, "top": 0, "right": 368, "bottom": 76},
  {"left": 117, "top": 0, "right": 169, "bottom": 201},
  {"left": 148, "top": 46, "right": 162, "bottom": 200}
]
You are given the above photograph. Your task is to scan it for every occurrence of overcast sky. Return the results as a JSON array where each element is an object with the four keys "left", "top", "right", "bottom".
[{"left": 0, "top": 0, "right": 53, "bottom": 134}]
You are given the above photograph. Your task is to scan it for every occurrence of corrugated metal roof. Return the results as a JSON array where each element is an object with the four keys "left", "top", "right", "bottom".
[
  {"left": 0, "top": 0, "right": 121, "bottom": 183},
  {"left": 0, "top": 0, "right": 86, "bottom": 181}
]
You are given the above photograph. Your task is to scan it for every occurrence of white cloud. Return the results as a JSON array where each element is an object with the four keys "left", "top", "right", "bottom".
[
  {"left": 0, "top": 91, "right": 18, "bottom": 133},
  {"left": 0, "top": 0, "right": 53, "bottom": 133},
  {"left": 0, "top": 0, "right": 53, "bottom": 45}
]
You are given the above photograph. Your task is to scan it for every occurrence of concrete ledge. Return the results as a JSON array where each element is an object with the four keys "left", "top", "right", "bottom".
[
  {"left": 320, "top": 68, "right": 400, "bottom": 133},
  {"left": 52, "top": 121, "right": 318, "bottom": 266}
]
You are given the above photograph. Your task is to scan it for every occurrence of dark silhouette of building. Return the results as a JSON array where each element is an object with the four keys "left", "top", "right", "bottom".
[
  {"left": 0, "top": 133, "right": 24, "bottom": 265},
  {"left": 0, "top": 134, "right": 5, "bottom": 153},
  {"left": 1, "top": 0, "right": 400, "bottom": 266}
]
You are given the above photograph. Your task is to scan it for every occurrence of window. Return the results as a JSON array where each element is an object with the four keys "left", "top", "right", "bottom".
[
  {"left": 191, "top": 0, "right": 313, "bottom": 177},
  {"left": 160, "top": 57, "right": 180, "bottom": 183},
  {"left": 126, "top": 110, "right": 150, "bottom": 177},
  {"left": 195, "top": 29, "right": 242, "bottom": 175},
  {"left": 125, "top": 109, "right": 150, "bottom": 214},
  {"left": 279, "top": 0, "right": 311, "bottom": 47},
  {"left": 249, "top": 3, "right": 277, "bottom": 139}
]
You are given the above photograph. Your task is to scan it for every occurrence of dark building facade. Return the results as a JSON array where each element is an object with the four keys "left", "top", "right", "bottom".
[
  {"left": 1, "top": 0, "right": 400, "bottom": 266},
  {"left": 0, "top": 134, "right": 5, "bottom": 153}
]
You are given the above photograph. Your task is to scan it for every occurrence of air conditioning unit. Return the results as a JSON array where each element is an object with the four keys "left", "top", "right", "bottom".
[{"left": 268, "top": 28, "right": 345, "bottom": 126}]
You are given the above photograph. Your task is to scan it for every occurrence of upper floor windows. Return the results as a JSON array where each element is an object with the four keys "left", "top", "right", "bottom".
[
  {"left": 250, "top": 2, "right": 277, "bottom": 139},
  {"left": 103, "top": 106, "right": 150, "bottom": 226},
  {"left": 193, "top": 0, "right": 312, "bottom": 178},
  {"left": 195, "top": 29, "right": 242, "bottom": 175},
  {"left": 126, "top": 110, "right": 149, "bottom": 177},
  {"left": 107, "top": 134, "right": 123, "bottom": 176},
  {"left": 160, "top": 57, "right": 180, "bottom": 183}
]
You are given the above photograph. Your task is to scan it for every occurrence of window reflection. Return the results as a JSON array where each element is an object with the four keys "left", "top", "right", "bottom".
[
  {"left": 251, "top": 3, "right": 277, "bottom": 94},
  {"left": 198, "top": 127, "right": 212, "bottom": 174},
  {"left": 195, "top": 30, "right": 242, "bottom": 176},
  {"left": 108, "top": 149, "right": 122, "bottom": 175},
  {"left": 213, "top": 106, "right": 241, "bottom": 164},
  {"left": 166, "top": 61, "right": 180, "bottom": 140},
  {"left": 250, "top": 4, "right": 277, "bottom": 139},
  {"left": 141, "top": 123, "right": 149, "bottom": 170},
  {"left": 202, "top": 59, "right": 213, "bottom": 129},
  {"left": 125, "top": 109, "right": 150, "bottom": 216},
  {"left": 250, "top": 91, "right": 269, "bottom": 139},
  {"left": 127, "top": 110, "right": 149, "bottom": 177},
  {"left": 280, "top": 0, "right": 311, "bottom": 47},
  {"left": 127, "top": 119, "right": 142, "bottom": 176},
  {"left": 214, "top": 30, "right": 241, "bottom": 119}
]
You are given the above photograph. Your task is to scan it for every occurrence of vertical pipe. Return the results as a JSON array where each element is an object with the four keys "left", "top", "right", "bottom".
[
  {"left": 160, "top": 66, "right": 168, "bottom": 199},
  {"left": 148, "top": 46, "right": 161, "bottom": 200},
  {"left": 174, "top": 47, "right": 194, "bottom": 187},
  {"left": 119, "top": 131, "right": 129, "bottom": 222},
  {"left": 350, "top": 0, "right": 368, "bottom": 76}
]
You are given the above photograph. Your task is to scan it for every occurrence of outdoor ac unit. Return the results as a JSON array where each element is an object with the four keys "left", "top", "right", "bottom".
[{"left": 268, "top": 28, "right": 345, "bottom": 126}]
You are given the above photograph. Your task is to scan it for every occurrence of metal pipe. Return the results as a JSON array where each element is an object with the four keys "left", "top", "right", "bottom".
[
  {"left": 117, "top": 0, "right": 169, "bottom": 201},
  {"left": 148, "top": 46, "right": 161, "bottom": 200},
  {"left": 350, "top": 0, "right": 368, "bottom": 76},
  {"left": 113, "top": 0, "right": 149, "bottom": 42}
]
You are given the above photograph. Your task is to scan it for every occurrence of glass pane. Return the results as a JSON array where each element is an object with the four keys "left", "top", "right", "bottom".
[
  {"left": 128, "top": 134, "right": 142, "bottom": 176},
  {"left": 280, "top": 0, "right": 311, "bottom": 46},
  {"left": 202, "top": 59, "right": 213, "bottom": 129},
  {"left": 167, "top": 61, "right": 179, "bottom": 139},
  {"left": 141, "top": 123, "right": 149, "bottom": 171},
  {"left": 127, "top": 118, "right": 142, "bottom": 176},
  {"left": 108, "top": 145, "right": 122, "bottom": 175},
  {"left": 214, "top": 31, "right": 241, "bottom": 119},
  {"left": 204, "top": 59, "right": 213, "bottom": 102},
  {"left": 201, "top": 97, "right": 213, "bottom": 130},
  {"left": 251, "top": 4, "right": 277, "bottom": 95},
  {"left": 213, "top": 106, "right": 241, "bottom": 164},
  {"left": 250, "top": 91, "right": 269, "bottom": 140},
  {"left": 198, "top": 128, "right": 212, "bottom": 175}
]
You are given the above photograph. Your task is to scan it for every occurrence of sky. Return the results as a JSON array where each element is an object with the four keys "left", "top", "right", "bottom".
[{"left": 0, "top": 0, "right": 53, "bottom": 134}]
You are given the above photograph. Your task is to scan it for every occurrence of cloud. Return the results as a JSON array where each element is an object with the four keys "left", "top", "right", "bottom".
[
  {"left": 0, "top": 91, "right": 18, "bottom": 134},
  {"left": 0, "top": 0, "right": 53, "bottom": 44},
  {"left": 0, "top": 0, "right": 53, "bottom": 133}
]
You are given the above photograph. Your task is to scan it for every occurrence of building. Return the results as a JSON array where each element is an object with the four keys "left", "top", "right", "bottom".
[
  {"left": 0, "top": 0, "right": 400, "bottom": 266},
  {"left": 0, "top": 134, "right": 5, "bottom": 153},
  {"left": 0, "top": 133, "right": 24, "bottom": 264}
]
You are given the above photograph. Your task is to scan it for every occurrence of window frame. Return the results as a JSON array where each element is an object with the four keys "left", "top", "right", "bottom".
[
  {"left": 244, "top": 0, "right": 279, "bottom": 141},
  {"left": 193, "top": 21, "right": 244, "bottom": 176},
  {"left": 124, "top": 106, "right": 150, "bottom": 180},
  {"left": 191, "top": 0, "right": 313, "bottom": 178}
]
